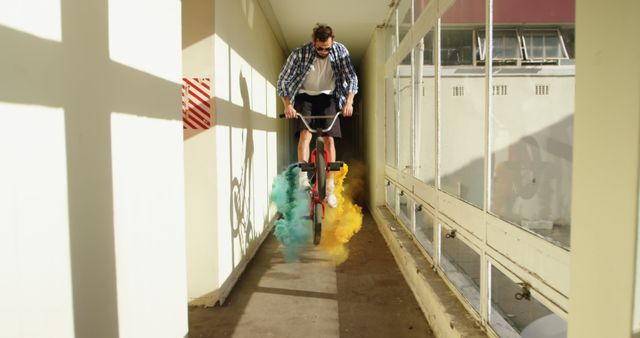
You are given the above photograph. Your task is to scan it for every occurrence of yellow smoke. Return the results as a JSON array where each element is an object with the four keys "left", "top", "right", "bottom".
[{"left": 320, "top": 163, "right": 363, "bottom": 265}]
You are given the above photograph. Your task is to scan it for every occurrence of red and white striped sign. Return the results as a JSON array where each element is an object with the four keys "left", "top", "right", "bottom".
[{"left": 182, "top": 78, "right": 213, "bottom": 129}]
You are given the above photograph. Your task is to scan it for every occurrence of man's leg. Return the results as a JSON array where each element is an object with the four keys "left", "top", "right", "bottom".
[
  {"left": 298, "top": 130, "right": 312, "bottom": 162},
  {"left": 297, "top": 130, "right": 312, "bottom": 188},
  {"left": 323, "top": 136, "right": 336, "bottom": 162},
  {"left": 324, "top": 136, "right": 338, "bottom": 207}
]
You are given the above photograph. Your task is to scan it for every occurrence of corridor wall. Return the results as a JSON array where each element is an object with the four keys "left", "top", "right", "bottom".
[
  {"left": 0, "top": 0, "right": 188, "bottom": 337},
  {"left": 183, "top": 0, "right": 286, "bottom": 306}
]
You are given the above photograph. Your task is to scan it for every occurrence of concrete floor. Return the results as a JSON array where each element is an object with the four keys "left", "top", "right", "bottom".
[{"left": 188, "top": 211, "right": 434, "bottom": 338}]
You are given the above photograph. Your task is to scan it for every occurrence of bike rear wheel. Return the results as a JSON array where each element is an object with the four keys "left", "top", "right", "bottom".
[{"left": 313, "top": 202, "right": 323, "bottom": 245}]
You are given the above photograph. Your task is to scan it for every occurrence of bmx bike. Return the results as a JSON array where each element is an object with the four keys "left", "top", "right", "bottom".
[{"left": 280, "top": 111, "right": 344, "bottom": 245}]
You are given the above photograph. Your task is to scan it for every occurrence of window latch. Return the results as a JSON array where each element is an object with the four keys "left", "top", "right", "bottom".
[
  {"left": 515, "top": 282, "right": 531, "bottom": 301},
  {"left": 445, "top": 229, "right": 457, "bottom": 239}
]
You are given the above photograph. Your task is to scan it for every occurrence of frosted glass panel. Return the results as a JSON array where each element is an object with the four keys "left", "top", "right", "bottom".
[
  {"left": 397, "top": 0, "right": 412, "bottom": 43},
  {"left": 399, "top": 193, "right": 413, "bottom": 231},
  {"left": 415, "top": 208, "right": 434, "bottom": 257},
  {"left": 439, "top": 0, "right": 486, "bottom": 208},
  {"left": 398, "top": 54, "right": 413, "bottom": 176},
  {"left": 386, "top": 77, "right": 398, "bottom": 168},
  {"left": 415, "top": 31, "right": 436, "bottom": 185},
  {"left": 489, "top": 0, "right": 575, "bottom": 248},
  {"left": 441, "top": 227, "right": 481, "bottom": 313},
  {"left": 490, "top": 265, "right": 567, "bottom": 337}
]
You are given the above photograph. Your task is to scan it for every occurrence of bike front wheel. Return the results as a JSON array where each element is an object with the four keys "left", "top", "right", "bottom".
[
  {"left": 313, "top": 202, "right": 323, "bottom": 245},
  {"left": 315, "top": 137, "right": 326, "bottom": 201}
]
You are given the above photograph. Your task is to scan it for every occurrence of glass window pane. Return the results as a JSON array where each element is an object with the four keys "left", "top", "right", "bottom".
[
  {"left": 399, "top": 193, "right": 413, "bottom": 231},
  {"left": 386, "top": 182, "right": 397, "bottom": 211},
  {"left": 523, "top": 31, "right": 566, "bottom": 60},
  {"left": 399, "top": 54, "right": 413, "bottom": 175},
  {"left": 397, "top": 0, "right": 413, "bottom": 43},
  {"left": 386, "top": 18, "right": 397, "bottom": 59},
  {"left": 560, "top": 28, "right": 575, "bottom": 59},
  {"left": 415, "top": 207, "right": 434, "bottom": 257},
  {"left": 440, "top": 0, "right": 486, "bottom": 209},
  {"left": 490, "top": 0, "right": 575, "bottom": 248},
  {"left": 441, "top": 29, "right": 474, "bottom": 65},
  {"left": 490, "top": 265, "right": 567, "bottom": 337},
  {"left": 494, "top": 30, "right": 520, "bottom": 60},
  {"left": 416, "top": 31, "right": 436, "bottom": 185},
  {"left": 386, "top": 76, "right": 398, "bottom": 168},
  {"left": 414, "top": 0, "right": 430, "bottom": 21},
  {"left": 440, "top": 227, "right": 481, "bottom": 313}
]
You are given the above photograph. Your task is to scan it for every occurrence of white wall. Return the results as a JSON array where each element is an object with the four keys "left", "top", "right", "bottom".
[
  {"left": 183, "top": 0, "right": 285, "bottom": 305},
  {"left": 362, "top": 28, "right": 387, "bottom": 208},
  {"left": 182, "top": 0, "right": 219, "bottom": 305},
  {"left": 569, "top": 0, "right": 640, "bottom": 336},
  {"left": 0, "top": 0, "right": 187, "bottom": 337}
]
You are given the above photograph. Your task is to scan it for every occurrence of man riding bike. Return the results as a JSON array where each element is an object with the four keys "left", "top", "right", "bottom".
[{"left": 277, "top": 23, "right": 358, "bottom": 208}]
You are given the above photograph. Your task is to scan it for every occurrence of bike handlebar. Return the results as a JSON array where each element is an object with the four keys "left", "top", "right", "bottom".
[{"left": 279, "top": 111, "right": 343, "bottom": 134}]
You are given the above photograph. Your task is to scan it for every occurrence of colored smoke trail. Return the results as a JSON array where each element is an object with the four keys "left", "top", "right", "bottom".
[
  {"left": 270, "top": 166, "right": 311, "bottom": 262},
  {"left": 320, "top": 163, "right": 363, "bottom": 265}
]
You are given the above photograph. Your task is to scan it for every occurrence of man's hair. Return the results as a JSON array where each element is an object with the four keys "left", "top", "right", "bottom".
[{"left": 312, "top": 24, "right": 334, "bottom": 42}]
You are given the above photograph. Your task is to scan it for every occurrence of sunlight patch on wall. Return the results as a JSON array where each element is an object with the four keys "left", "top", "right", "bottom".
[
  {"left": 230, "top": 48, "right": 252, "bottom": 108},
  {"left": 110, "top": 112, "right": 187, "bottom": 338},
  {"left": 253, "top": 129, "right": 268, "bottom": 234},
  {"left": 214, "top": 34, "right": 279, "bottom": 119},
  {"left": 267, "top": 131, "right": 278, "bottom": 219},
  {"left": 0, "top": 103, "right": 73, "bottom": 337},
  {"left": 108, "top": 0, "right": 181, "bottom": 82},
  {"left": 266, "top": 82, "right": 277, "bottom": 118},
  {"left": 0, "top": 0, "right": 62, "bottom": 41},
  {"left": 214, "top": 34, "right": 230, "bottom": 101},
  {"left": 251, "top": 69, "right": 266, "bottom": 115},
  {"left": 215, "top": 125, "right": 233, "bottom": 280},
  {"left": 183, "top": 36, "right": 214, "bottom": 78},
  {"left": 230, "top": 126, "right": 247, "bottom": 267}
]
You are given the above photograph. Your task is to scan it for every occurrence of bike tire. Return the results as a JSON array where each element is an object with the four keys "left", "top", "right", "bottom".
[
  {"left": 316, "top": 137, "right": 326, "bottom": 201},
  {"left": 313, "top": 202, "right": 323, "bottom": 245}
]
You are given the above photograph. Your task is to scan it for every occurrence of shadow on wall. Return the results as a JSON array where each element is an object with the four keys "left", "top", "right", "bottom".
[
  {"left": 181, "top": 0, "right": 214, "bottom": 50},
  {"left": 439, "top": 115, "right": 573, "bottom": 245},
  {"left": 0, "top": 0, "right": 182, "bottom": 336},
  {"left": 181, "top": 0, "right": 215, "bottom": 141},
  {"left": 229, "top": 72, "right": 257, "bottom": 263}
]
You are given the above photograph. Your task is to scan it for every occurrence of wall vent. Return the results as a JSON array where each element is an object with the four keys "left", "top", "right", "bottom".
[
  {"left": 492, "top": 85, "right": 508, "bottom": 96},
  {"left": 453, "top": 86, "right": 465, "bottom": 97},
  {"left": 535, "top": 84, "right": 550, "bottom": 96}
]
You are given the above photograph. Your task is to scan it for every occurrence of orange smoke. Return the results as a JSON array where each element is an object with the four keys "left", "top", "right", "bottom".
[{"left": 320, "top": 163, "right": 363, "bottom": 265}]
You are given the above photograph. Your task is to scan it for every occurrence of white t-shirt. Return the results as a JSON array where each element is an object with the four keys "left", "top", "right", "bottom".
[{"left": 299, "top": 56, "right": 335, "bottom": 95}]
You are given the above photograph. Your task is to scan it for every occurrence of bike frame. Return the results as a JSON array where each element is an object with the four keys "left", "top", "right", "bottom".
[{"left": 281, "top": 111, "right": 344, "bottom": 244}]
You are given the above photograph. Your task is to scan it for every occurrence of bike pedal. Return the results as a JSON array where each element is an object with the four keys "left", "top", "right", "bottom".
[
  {"left": 297, "top": 162, "right": 315, "bottom": 172},
  {"left": 328, "top": 161, "right": 344, "bottom": 171}
]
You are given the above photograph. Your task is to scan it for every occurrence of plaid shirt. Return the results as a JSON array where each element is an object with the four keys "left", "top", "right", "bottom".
[{"left": 277, "top": 41, "right": 358, "bottom": 109}]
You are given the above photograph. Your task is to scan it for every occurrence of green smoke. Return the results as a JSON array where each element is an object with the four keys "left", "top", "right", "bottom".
[{"left": 270, "top": 166, "right": 311, "bottom": 261}]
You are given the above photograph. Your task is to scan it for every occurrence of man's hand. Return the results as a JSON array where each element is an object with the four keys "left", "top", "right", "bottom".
[
  {"left": 343, "top": 102, "right": 353, "bottom": 117},
  {"left": 284, "top": 104, "right": 297, "bottom": 118}
]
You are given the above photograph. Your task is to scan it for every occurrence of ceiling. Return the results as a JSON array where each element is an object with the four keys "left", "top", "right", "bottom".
[{"left": 257, "top": 0, "right": 394, "bottom": 66}]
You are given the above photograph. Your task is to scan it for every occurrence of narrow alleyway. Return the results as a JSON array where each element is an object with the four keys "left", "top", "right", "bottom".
[{"left": 188, "top": 211, "right": 434, "bottom": 337}]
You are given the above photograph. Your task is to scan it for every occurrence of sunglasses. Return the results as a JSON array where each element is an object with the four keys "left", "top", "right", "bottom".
[{"left": 315, "top": 46, "right": 331, "bottom": 52}]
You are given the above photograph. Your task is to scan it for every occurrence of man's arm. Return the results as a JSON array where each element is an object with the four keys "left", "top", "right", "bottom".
[
  {"left": 336, "top": 42, "right": 358, "bottom": 116},
  {"left": 281, "top": 96, "right": 297, "bottom": 118},
  {"left": 343, "top": 91, "right": 355, "bottom": 117},
  {"left": 277, "top": 50, "right": 300, "bottom": 103}
]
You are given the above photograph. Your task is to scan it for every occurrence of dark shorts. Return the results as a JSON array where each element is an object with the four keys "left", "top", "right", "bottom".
[{"left": 294, "top": 93, "right": 341, "bottom": 138}]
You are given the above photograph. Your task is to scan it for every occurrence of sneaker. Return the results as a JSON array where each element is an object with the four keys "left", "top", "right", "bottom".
[
  {"left": 299, "top": 171, "right": 310, "bottom": 189},
  {"left": 326, "top": 193, "right": 338, "bottom": 208}
]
